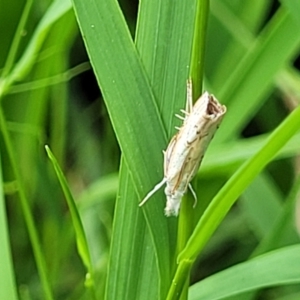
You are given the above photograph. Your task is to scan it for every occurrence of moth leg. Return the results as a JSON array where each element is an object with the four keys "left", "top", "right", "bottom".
[
  {"left": 186, "top": 78, "right": 193, "bottom": 114},
  {"left": 185, "top": 155, "right": 204, "bottom": 209},
  {"left": 175, "top": 79, "right": 193, "bottom": 125},
  {"left": 175, "top": 113, "right": 185, "bottom": 121},
  {"left": 139, "top": 178, "right": 167, "bottom": 207},
  {"left": 180, "top": 109, "right": 189, "bottom": 116},
  {"left": 188, "top": 183, "right": 197, "bottom": 208}
]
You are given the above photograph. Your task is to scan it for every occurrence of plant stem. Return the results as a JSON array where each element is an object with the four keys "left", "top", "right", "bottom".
[{"left": 190, "top": 0, "right": 210, "bottom": 98}]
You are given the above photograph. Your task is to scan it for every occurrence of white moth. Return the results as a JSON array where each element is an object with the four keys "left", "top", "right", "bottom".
[{"left": 139, "top": 79, "right": 226, "bottom": 216}]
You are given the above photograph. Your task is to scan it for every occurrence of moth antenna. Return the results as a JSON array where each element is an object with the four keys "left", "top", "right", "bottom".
[
  {"left": 139, "top": 178, "right": 167, "bottom": 207},
  {"left": 188, "top": 183, "right": 198, "bottom": 208}
]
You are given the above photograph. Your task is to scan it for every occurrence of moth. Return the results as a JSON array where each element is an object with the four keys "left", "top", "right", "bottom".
[{"left": 139, "top": 79, "right": 226, "bottom": 216}]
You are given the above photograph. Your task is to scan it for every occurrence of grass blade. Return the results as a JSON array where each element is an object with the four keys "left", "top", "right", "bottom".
[
  {"left": 215, "top": 6, "right": 300, "bottom": 142},
  {"left": 1, "top": 0, "right": 33, "bottom": 77},
  {"left": 0, "top": 0, "right": 72, "bottom": 95},
  {"left": 189, "top": 245, "right": 300, "bottom": 300},
  {"left": 0, "top": 110, "right": 53, "bottom": 300},
  {"left": 73, "top": 0, "right": 197, "bottom": 298},
  {"left": 0, "top": 155, "right": 18, "bottom": 300},
  {"left": 105, "top": 163, "right": 159, "bottom": 300},
  {"left": 190, "top": 0, "right": 210, "bottom": 96},
  {"left": 45, "top": 146, "right": 96, "bottom": 298},
  {"left": 72, "top": 1, "right": 171, "bottom": 296}
]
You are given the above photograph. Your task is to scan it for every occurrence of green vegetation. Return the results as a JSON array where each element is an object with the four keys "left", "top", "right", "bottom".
[{"left": 1, "top": 0, "right": 300, "bottom": 299}]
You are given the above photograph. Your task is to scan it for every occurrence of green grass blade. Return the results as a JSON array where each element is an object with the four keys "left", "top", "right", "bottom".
[
  {"left": 0, "top": 155, "right": 18, "bottom": 300},
  {"left": 215, "top": 5, "right": 300, "bottom": 143},
  {"left": 72, "top": 0, "right": 171, "bottom": 295},
  {"left": 73, "top": 0, "right": 197, "bottom": 298},
  {"left": 8, "top": 62, "right": 90, "bottom": 94},
  {"left": 209, "top": 0, "right": 271, "bottom": 88},
  {"left": 45, "top": 146, "right": 96, "bottom": 297},
  {"left": 0, "top": 0, "right": 72, "bottom": 95},
  {"left": 135, "top": 0, "right": 196, "bottom": 134},
  {"left": 177, "top": 1, "right": 210, "bottom": 297},
  {"left": 189, "top": 245, "right": 300, "bottom": 300},
  {"left": 201, "top": 131, "right": 300, "bottom": 177},
  {"left": 282, "top": 0, "right": 300, "bottom": 26},
  {"left": 136, "top": 2, "right": 197, "bottom": 297},
  {"left": 105, "top": 162, "right": 159, "bottom": 300},
  {"left": 1, "top": 0, "right": 33, "bottom": 77},
  {"left": 72, "top": 0, "right": 167, "bottom": 200},
  {"left": 190, "top": 0, "right": 210, "bottom": 96},
  {"left": 0, "top": 109, "right": 53, "bottom": 300}
]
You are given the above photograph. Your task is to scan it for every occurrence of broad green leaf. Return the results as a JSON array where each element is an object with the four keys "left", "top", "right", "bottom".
[
  {"left": 282, "top": 0, "right": 300, "bottom": 26},
  {"left": 105, "top": 163, "right": 159, "bottom": 300},
  {"left": 72, "top": 0, "right": 169, "bottom": 298},
  {"left": 189, "top": 245, "right": 300, "bottom": 300},
  {"left": 73, "top": 0, "right": 197, "bottom": 298}
]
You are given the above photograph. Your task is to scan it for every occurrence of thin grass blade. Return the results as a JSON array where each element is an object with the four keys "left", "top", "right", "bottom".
[{"left": 45, "top": 146, "right": 96, "bottom": 296}]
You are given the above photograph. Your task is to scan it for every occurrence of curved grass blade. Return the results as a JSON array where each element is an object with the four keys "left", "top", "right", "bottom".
[{"left": 45, "top": 146, "right": 96, "bottom": 298}]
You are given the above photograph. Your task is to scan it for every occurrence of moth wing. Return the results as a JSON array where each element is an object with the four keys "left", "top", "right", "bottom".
[{"left": 164, "top": 134, "right": 178, "bottom": 177}]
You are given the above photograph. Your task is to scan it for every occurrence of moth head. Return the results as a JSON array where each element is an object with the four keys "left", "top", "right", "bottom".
[{"left": 206, "top": 93, "right": 227, "bottom": 120}]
